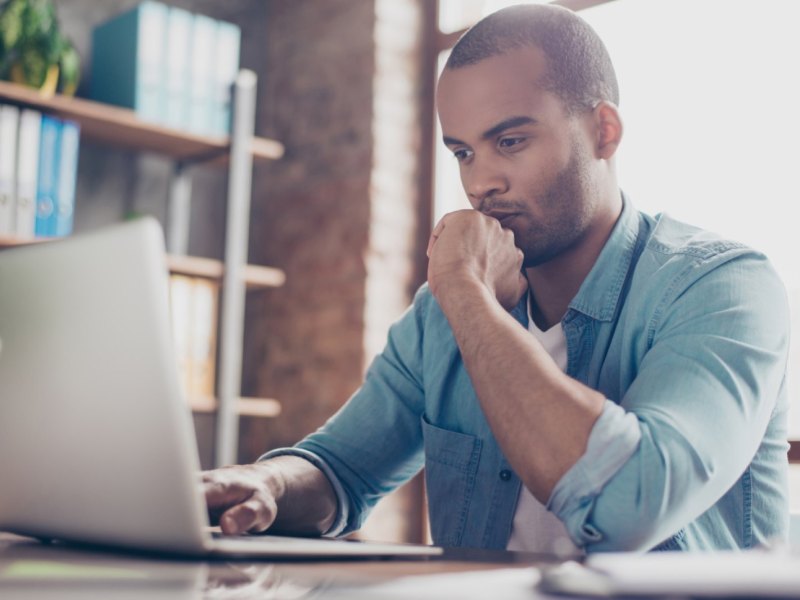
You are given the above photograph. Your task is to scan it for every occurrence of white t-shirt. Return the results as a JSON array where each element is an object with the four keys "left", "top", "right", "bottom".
[{"left": 505, "top": 302, "right": 581, "bottom": 555}]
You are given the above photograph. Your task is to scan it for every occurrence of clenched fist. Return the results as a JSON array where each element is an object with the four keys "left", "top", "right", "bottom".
[{"left": 427, "top": 210, "right": 528, "bottom": 311}]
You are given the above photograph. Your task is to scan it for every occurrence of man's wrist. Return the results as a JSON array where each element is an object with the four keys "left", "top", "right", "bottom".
[
  {"left": 434, "top": 274, "right": 494, "bottom": 319},
  {"left": 253, "top": 457, "right": 293, "bottom": 503},
  {"left": 257, "top": 454, "right": 339, "bottom": 535}
]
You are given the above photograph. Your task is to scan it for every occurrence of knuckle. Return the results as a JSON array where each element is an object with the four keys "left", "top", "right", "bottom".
[
  {"left": 245, "top": 496, "right": 275, "bottom": 532},
  {"left": 237, "top": 502, "right": 259, "bottom": 522}
]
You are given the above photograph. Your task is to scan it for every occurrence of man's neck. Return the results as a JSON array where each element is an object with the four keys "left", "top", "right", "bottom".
[{"left": 525, "top": 192, "right": 623, "bottom": 331}]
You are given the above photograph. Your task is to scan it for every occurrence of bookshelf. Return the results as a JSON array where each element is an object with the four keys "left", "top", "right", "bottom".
[
  {"left": 0, "top": 239, "right": 284, "bottom": 287},
  {"left": 0, "top": 74, "right": 284, "bottom": 467},
  {"left": 0, "top": 80, "right": 283, "bottom": 163},
  {"left": 165, "top": 255, "right": 285, "bottom": 290}
]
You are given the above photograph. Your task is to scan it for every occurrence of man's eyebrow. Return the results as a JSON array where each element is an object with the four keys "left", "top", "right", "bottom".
[
  {"left": 442, "top": 116, "right": 537, "bottom": 147},
  {"left": 482, "top": 116, "right": 537, "bottom": 140},
  {"left": 442, "top": 135, "right": 465, "bottom": 147}
]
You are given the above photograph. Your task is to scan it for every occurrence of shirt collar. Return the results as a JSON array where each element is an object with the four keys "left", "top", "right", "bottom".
[
  {"left": 567, "top": 192, "right": 642, "bottom": 322},
  {"left": 510, "top": 192, "right": 642, "bottom": 326}
]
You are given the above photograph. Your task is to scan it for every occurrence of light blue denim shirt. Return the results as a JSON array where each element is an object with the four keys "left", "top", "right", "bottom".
[{"left": 264, "top": 197, "right": 790, "bottom": 552}]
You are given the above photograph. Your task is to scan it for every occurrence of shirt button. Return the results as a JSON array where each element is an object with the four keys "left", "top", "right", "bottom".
[{"left": 499, "top": 469, "right": 512, "bottom": 481}]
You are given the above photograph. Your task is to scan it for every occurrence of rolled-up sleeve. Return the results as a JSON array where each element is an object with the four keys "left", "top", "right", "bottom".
[
  {"left": 548, "top": 400, "right": 641, "bottom": 544},
  {"left": 548, "top": 252, "right": 789, "bottom": 551}
]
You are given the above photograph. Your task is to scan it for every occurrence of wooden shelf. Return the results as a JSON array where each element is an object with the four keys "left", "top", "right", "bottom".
[
  {"left": 0, "top": 80, "right": 284, "bottom": 164},
  {"left": 190, "top": 396, "right": 282, "bottom": 418},
  {"left": 1, "top": 239, "right": 284, "bottom": 290},
  {"left": 0, "top": 235, "right": 44, "bottom": 248},
  {"left": 166, "top": 254, "right": 285, "bottom": 290}
]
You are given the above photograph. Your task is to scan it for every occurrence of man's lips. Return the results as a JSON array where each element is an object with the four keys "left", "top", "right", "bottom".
[{"left": 486, "top": 211, "right": 520, "bottom": 226}]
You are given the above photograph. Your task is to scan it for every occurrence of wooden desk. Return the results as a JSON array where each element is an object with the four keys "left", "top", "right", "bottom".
[{"left": 0, "top": 533, "right": 560, "bottom": 599}]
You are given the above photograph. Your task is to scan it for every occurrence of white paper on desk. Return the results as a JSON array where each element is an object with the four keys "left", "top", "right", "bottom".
[
  {"left": 318, "top": 567, "right": 545, "bottom": 600},
  {"left": 541, "top": 550, "right": 800, "bottom": 598}
]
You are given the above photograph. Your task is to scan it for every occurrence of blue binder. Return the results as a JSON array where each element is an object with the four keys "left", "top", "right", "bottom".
[
  {"left": 90, "top": 2, "right": 168, "bottom": 123},
  {"left": 54, "top": 120, "right": 80, "bottom": 237},
  {"left": 34, "top": 115, "right": 61, "bottom": 238}
]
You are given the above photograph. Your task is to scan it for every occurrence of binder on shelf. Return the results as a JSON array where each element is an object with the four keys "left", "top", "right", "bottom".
[
  {"left": 188, "top": 13, "right": 217, "bottom": 135},
  {"left": 14, "top": 109, "right": 42, "bottom": 239},
  {"left": 169, "top": 274, "right": 194, "bottom": 399},
  {"left": 164, "top": 6, "right": 193, "bottom": 130},
  {"left": 191, "top": 278, "right": 219, "bottom": 400},
  {"left": 0, "top": 104, "right": 19, "bottom": 235},
  {"left": 212, "top": 21, "right": 241, "bottom": 136},
  {"left": 54, "top": 120, "right": 80, "bottom": 237},
  {"left": 90, "top": 1, "right": 168, "bottom": 123},
  {"left": 169, "top": 274, "right": 219, "bottom": 403},
  {"left": 34, "top": 115, "right": 62, "bottom": 238}
]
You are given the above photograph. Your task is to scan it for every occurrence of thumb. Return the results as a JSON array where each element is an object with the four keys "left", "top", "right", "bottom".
[
  {"left": 514, "top": 272, "right": 528, "bottom": 307},
  {"left": 518, "top": 272, "right": 528, "bottom": 296}
]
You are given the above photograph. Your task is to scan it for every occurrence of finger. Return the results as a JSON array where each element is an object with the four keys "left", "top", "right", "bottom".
[
  {"left": 518, "top": 271, "right": 529, "bottom": 297},
  {"left": 202, "top": 472, "right": 251, "bottom": 511},
  {"left": 219, "top": 495, "right": 277, "bottom": 535},
  {"left": 426, "top": 219, "right": 447, "bottom": 258}
]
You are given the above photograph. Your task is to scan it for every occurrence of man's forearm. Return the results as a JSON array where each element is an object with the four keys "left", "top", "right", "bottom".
[{"left": 436, "top": 278, "right": 605, "bottom": 502}]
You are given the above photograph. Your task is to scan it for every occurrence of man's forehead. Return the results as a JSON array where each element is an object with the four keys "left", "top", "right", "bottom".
[
  {"left": 436, "top": 47, "right": 558, "bottom": 133},
  {"left": 437, "top": 47, "right": 549, "bottom": 101}
]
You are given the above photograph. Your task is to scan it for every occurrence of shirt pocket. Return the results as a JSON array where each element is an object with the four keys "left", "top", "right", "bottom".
[{"left": 421, "top": 416, "right": 482, "bottom": 547}]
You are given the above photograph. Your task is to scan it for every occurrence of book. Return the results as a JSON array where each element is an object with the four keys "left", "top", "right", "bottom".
[
  {"left": 169, "top": 274, "right": 194, "bottom": 400},
  {"left": 90, "top": 1, "right": 169, "bottom": 123},
  {"left": 14, "top": 109, "right": 42, "bottom": 239},
  {"left": 0, "top": 104, "right": 19, "bottom": 236},
  {"left": 188, "top": 14, "right": 218, "bottom": 135},
  {"left": 34, "top": 115, "right": 62, "bottom": 238},
  {"left": 54, "top": 120, "right": 80, "bottom": 237},
  {"left": 164, "top": 6, "right": 193, "bottom": 130},
  {"left": 190, "top": 278, "right": 219, "bottom": 400},
  {"left": 212, "top": 20, "right": 241, "bottom": 136},
  {"left": 168, "top": 275, "right": 219, "bottom": 402}
]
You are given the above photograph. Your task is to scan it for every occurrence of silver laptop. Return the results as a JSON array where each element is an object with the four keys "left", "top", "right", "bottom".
[{"left": 0, "top": 218, "right": 441, "bottom": 559}]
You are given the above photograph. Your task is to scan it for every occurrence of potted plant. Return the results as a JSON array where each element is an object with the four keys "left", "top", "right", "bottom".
[{"left": 0, "top": 0, "right": 80, "bottom": 96}]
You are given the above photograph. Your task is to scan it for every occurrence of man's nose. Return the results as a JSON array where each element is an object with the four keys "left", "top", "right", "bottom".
[{"left": 464, "top": 157, "right": 509, "bottom": 208}]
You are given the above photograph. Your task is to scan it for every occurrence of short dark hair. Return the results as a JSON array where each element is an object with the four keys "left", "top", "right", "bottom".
[{"left": 445, "top": 4, "right": 619, "bottom": 113}]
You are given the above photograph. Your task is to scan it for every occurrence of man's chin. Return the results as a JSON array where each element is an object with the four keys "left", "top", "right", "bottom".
[{"left": 521, "top": 246, "right": 563, "bottom": 269}]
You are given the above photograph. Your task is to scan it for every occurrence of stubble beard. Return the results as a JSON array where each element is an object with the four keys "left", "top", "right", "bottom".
[{"left": 517, "top": 141, "right": 595, "bottom": 268}]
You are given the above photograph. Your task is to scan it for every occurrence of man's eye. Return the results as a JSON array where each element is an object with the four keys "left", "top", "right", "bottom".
[
  {"left": 453, "top": 148, "right": 473, "bottom": 161},
  {"left": 498, "top": 137, "right": 525, "bottom": 149}
]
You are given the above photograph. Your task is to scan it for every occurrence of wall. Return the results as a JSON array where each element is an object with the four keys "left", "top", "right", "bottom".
[{"left": 242, "top": 0, "right": 432, "bottom": 542}]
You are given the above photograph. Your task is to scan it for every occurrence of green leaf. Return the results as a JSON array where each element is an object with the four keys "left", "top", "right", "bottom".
[
  {"left": 58, "top": 40, "right": 79, "bottom": 95},
  {"left": 0, "top": 0, "right": 25, "bottom": 49},
  {"left": 0, "top": 0, "right": 80, "bottom": 91}
]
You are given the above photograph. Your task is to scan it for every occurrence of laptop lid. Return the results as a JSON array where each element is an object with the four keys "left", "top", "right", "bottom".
[
  {"left": 0, "top": 219, "right": 443, "bottom": 560},
  {"left": 0, "top": 218, "right": 210, "bottom": 554}
]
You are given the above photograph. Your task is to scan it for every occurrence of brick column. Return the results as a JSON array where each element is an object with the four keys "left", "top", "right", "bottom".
[{"left": 241, "top": 0, "right": 433, "bottom": 542}]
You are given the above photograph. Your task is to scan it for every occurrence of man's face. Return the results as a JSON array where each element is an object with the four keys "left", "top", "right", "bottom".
[{"left": 436, "top": 47, "right": 601, "bottom": 268}]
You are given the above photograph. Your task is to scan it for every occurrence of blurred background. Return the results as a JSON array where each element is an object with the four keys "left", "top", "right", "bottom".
[{"left": 3, "top": 0, "right": 797, "bottom": 544}]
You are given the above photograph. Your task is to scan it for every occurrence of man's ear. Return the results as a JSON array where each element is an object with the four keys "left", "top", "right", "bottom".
[{"left": 592, "top": 101, "right": 623, "bottom": 160}]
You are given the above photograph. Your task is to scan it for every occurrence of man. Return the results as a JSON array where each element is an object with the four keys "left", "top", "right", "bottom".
[{"left": 203, "top": 4, "right": 790, "bottom": 553}]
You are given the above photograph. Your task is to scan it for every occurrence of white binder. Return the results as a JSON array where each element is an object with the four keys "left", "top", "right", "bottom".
[
  {"left": 0, "top": 104, "right": 19, "bottom": 235},
  {"left": 14, "top": 108, "right": 42, "bottom": 239}
]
